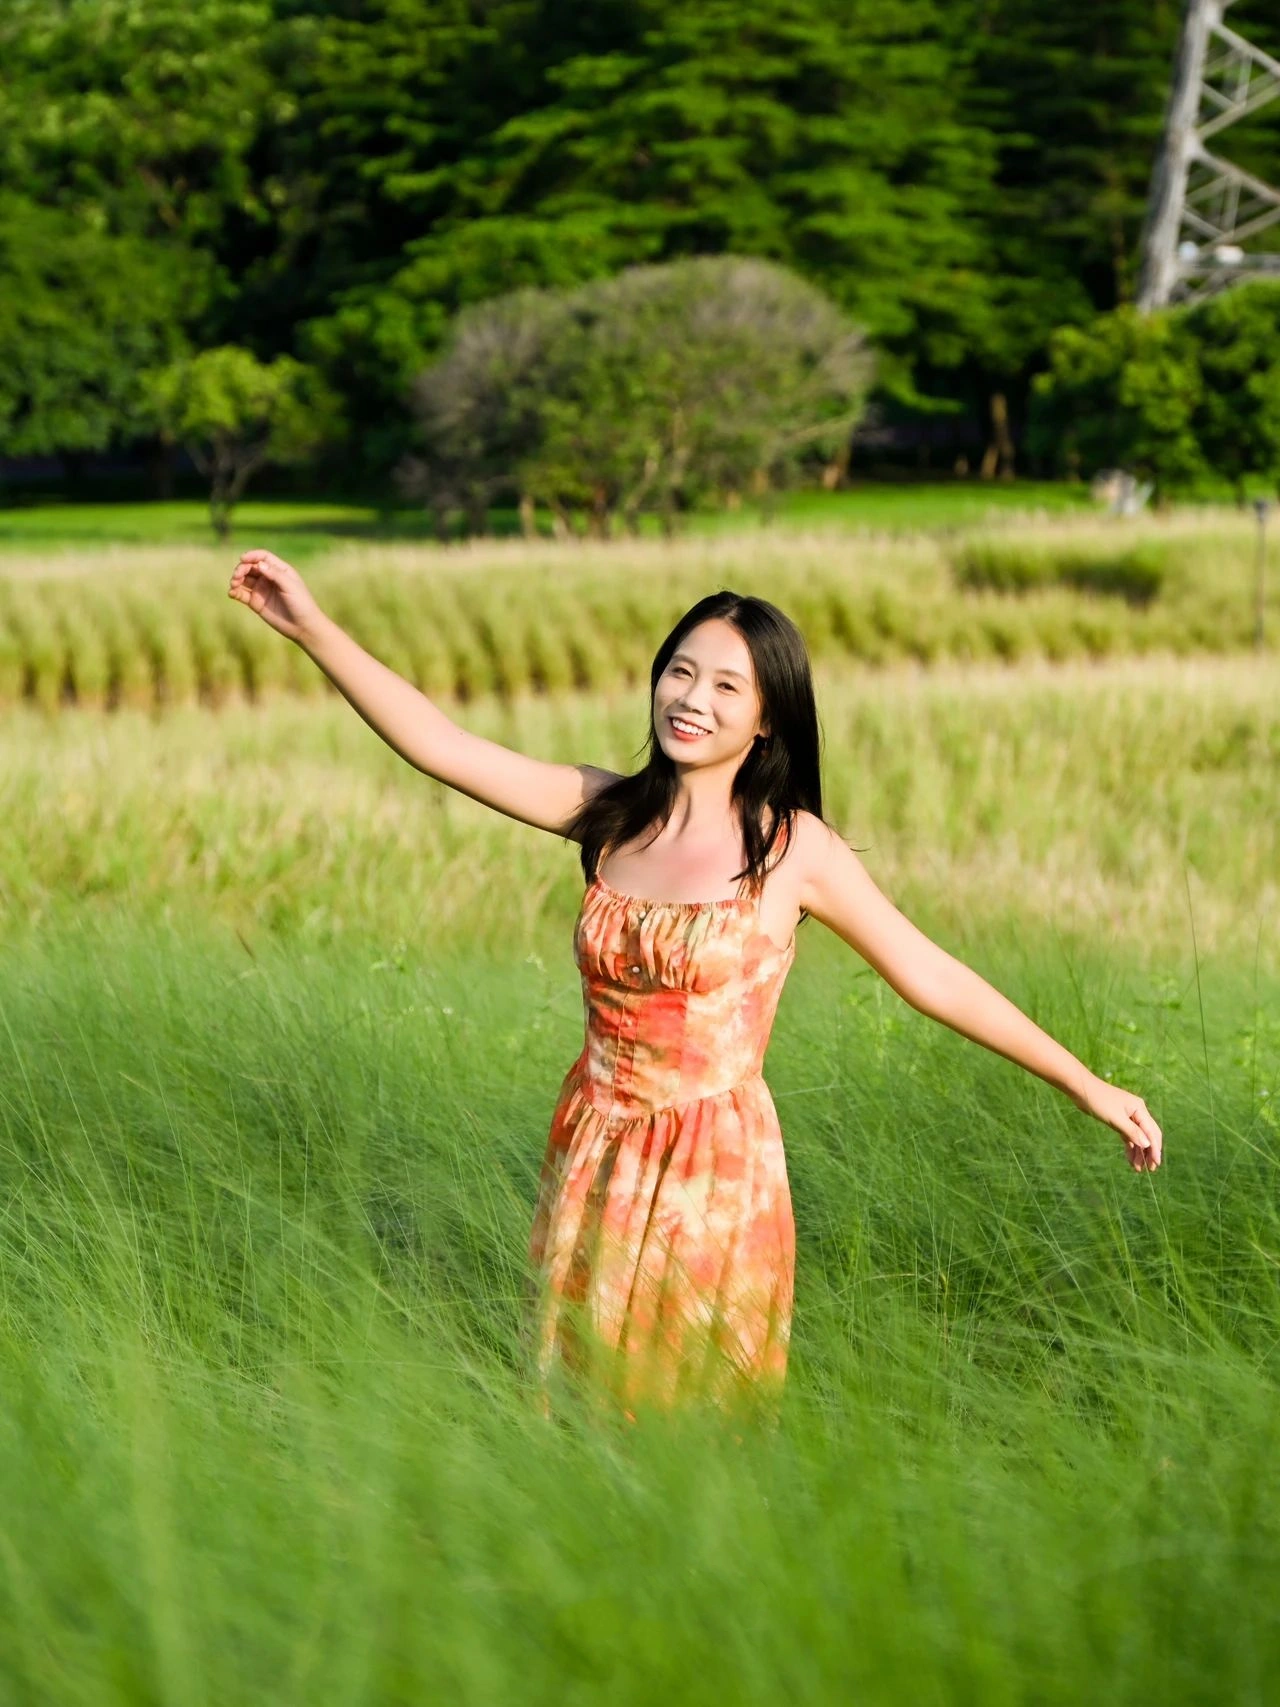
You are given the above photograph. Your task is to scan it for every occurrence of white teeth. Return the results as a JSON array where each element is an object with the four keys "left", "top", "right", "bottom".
[{"left": 671, "top": 717, "right": 709, "bottom": 736}]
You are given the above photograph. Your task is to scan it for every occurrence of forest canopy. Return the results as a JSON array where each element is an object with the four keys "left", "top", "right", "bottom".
[{"left": 1, "top": 0, "right": 1278, "bottom": 493}]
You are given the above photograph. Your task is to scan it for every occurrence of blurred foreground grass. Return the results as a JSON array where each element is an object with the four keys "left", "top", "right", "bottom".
[{"left": 1, "top": 903, "right": 1276, "bottom": 1702}]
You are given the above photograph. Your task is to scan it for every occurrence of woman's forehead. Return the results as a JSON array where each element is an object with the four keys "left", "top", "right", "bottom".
[{"left": 670, "top": 619, "right": 754, "bottom": 675}]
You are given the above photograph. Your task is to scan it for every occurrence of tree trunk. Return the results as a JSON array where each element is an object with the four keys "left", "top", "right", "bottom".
[
  {"left": 586, "top": 483, "right": 611, "bottom": 539},
  {"left": 518, "top": 493, "right": 537, "bottom": 538},
  {"left": 821, "top": 436, "right": 852, "bottom": 490},
  {"left": 980, "top": 392, "right": 1016, "bottom": 480}
]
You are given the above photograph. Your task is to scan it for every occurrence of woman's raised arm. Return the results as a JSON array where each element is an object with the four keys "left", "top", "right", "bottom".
[
  {"left": 227, "top": 548, "right": 618, "bottom": 835},
  {"left": 794, "top": 814, "right": 1164, "bottom": 1172}
]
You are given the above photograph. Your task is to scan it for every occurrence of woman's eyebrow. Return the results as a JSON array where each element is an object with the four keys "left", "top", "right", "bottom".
[{"left": 670, "top": 651, "right": 749, "bottom": 682}]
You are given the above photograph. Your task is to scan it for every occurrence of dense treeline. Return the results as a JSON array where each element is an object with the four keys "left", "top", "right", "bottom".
[{"left": 2, "top": 0, "right": 1279, "bottom": 493}]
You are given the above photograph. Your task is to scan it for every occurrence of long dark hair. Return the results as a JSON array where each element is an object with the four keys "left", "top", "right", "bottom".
[{"left": 568, "top": 590, "right": 824, "bottom": 892}]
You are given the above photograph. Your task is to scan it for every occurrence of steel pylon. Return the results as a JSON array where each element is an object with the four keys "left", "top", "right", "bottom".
[{"left": 1137, "top": 0, "right": 1280, "bottom": 310}]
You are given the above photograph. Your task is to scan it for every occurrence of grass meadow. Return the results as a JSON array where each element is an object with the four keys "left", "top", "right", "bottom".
[
  {"left": 0, "top": 506, "right": 1274, "bottom": 716},
  {"left": 1, "top": 509, "right": 1278, "bottom": 1701}
]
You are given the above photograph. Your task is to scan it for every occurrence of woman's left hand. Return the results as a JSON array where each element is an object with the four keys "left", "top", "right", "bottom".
[{"left": 1067, "top": 1073, "right": 1163, "bottom": 1172}]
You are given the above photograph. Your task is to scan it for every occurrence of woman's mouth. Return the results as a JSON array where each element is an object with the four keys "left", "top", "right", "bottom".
[{"left": 668, "top": 714, "right": 711, "bottom": 741}]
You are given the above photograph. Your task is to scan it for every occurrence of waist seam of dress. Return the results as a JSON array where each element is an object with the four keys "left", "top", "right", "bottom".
[{"left": 572, "top": 1063, "right": 770, "bottom": 1124}]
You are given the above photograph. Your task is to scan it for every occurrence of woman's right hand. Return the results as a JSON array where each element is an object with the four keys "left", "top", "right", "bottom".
[{"left": 227, "top": 549, "right": 325, "bottom": 645}]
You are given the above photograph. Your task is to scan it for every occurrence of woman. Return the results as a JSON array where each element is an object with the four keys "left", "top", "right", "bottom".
[{"left": 228, "top": 551, "right": 1163, "bottom": 1418}]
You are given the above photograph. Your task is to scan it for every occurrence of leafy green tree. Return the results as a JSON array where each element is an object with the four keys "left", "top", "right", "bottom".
[
  {"left": 406, "top": 257, "right": 871, "bottom": 536},
  {"left": 0, "top": 0, "right": 277, "bottom": 245},
  {"left": 0, "top": 196, "right": 197, "bottom": 467},
  {"left": 145, "top": 347, "right": 337, "bottom": 538},
  {"left": 536, "top": 258, "right": 873, "bottom": 532},
  {"left": 5, "top": 0, "right": 1278, "bottom": 485},
  {"left": 256, "top": 0, "right": 547, "bottom": 475},
  {"left": 1028, "top": 308, "right": 1206, "bottom": 496},
  {"left": 1185, "top": 283, "right": 1280, "bottom": 499}
]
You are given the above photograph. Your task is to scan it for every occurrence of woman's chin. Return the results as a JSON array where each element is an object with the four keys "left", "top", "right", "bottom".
[{"left": 658, "top": 737, "right": 737, "bottom": 769}]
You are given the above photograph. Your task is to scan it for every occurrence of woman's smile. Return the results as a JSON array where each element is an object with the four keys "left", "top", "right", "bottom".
[{"left": 668, "top": 714, "right": 712, "bottom": 741}]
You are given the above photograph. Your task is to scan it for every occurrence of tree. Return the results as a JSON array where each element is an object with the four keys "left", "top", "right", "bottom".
[
  {"left": 0, "top": 196, "right": 197, "bottom": 468},
  {"left": 252, "top": 0, "right": 547, "bottom": 478},
  {"left": 5, "top": 0, "right": 1279, "bottom": 484},
  {"left": 1185, "top": 283, "right": 1280, "bottom": 500},
  {"left": 0, "top": 0, "right": 277, "bottom": 246},
  {"left": 1028, "top": 307, "right": 1206, "bottom": 497},
  {"left": 145, "top": 347, "right": 336, "bottom": 538},
  {"left": 970, "top": 4, "right": 1186, "bottom": 315},
  {"left": 405, "top": 256, "right": 872, "bottom": 536}
]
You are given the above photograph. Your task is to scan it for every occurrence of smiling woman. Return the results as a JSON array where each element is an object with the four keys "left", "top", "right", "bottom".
[{"left": 227, "top": 551, "right": 1164, "bottom": 1421}]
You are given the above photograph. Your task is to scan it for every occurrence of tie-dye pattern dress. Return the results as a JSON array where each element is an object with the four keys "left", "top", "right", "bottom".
[{"left": 528, "top": 873, "right": 797, "bottom": 1415}]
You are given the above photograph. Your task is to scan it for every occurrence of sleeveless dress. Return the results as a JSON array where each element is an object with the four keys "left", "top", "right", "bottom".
[{"left": 527, "top": 873, "right": 797, "bottom": 1416}]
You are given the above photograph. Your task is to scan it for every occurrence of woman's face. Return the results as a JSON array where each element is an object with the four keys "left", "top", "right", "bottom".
[{"left": 652, "top": 619, "right": 769, "bottom": 768}]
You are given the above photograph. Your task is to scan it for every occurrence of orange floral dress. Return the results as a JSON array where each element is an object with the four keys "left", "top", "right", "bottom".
[{"left": 527, "top": 873, "right": 797, "bottom": 1416}]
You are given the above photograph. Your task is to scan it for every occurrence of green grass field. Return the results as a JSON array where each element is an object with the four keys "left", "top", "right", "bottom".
[
  {"left": 0, "top": 481, "right": 1097, "bottom": 554},
  {"left": 1, "top": 636, "right": 1277, "bottom": 1701}
]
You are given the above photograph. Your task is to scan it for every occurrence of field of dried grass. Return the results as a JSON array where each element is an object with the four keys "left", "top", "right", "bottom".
[{"left": 0, "top": 508, "right": 1272, "bottom": 711}]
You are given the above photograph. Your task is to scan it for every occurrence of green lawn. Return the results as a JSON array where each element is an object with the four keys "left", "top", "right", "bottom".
[
  {"left": 0, "top": 498, "right": 407, "bottom": 558},
  {"left": 0, "top": 480, "right": 1099, "bottom": 554}
]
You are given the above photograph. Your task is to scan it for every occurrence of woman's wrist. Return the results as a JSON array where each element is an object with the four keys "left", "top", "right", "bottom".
[
  {"left": 1059, "top": 1062, "right": 1102, "bottom": 1110},
  {"left": 294, "top": 607, "right": 335, "bottom": 655}
]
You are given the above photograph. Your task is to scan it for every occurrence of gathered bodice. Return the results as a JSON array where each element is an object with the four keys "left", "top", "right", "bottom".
[{"left": 570, "top": 875, "right": 796, "bottom": 1118}]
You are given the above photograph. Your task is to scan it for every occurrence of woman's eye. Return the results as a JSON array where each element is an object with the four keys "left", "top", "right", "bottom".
[{"left": 717, "top": 682, "right": 737, "bottom": 693}]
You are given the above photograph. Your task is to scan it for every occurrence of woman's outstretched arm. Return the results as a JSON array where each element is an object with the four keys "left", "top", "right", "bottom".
[
  {"left": 794, "top": 815, "right": 1164, "bottom": 1172},
  {"left": 227, "top": 548, "right": 618, "bottom": 835}
]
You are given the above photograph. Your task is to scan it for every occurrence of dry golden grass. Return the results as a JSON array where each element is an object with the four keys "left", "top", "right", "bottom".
[{"left": 0, "top": 510, "right": 1273, "bottom": 712}]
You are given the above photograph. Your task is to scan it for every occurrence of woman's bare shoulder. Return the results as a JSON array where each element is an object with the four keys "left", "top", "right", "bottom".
[
  {"left": 787, "top": 808, "right": 839, "bottom": 859},
  {"left": 784, "top": 809, "right": 849, "bottom": 899}
]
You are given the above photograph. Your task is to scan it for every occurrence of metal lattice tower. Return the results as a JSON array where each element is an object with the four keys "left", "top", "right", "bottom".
[{"left": 1137, "top": 0, "right": 1280, "bottom": 310}]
